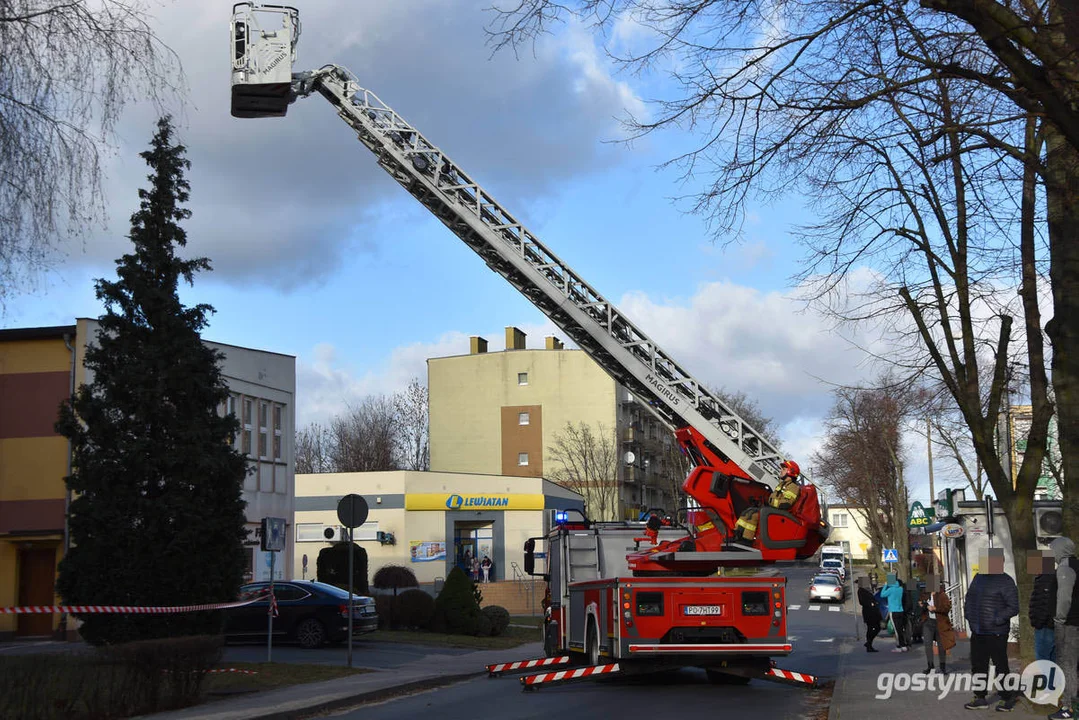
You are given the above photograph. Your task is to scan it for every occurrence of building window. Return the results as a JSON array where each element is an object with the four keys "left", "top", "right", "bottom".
[
  {"left": 518, "top": 411, "right": 530, "bottom": 426},
  {"left": 518, "top": 452, "right": 529, "bottom": 466},
  {"left": 273, "top": 403, "right": 283, "bottom": 460},
  {"left": 296, "top": 523, "right": 327, "bottom": 542},
  {"left": 518, "top": 372, "right": 528, "bottom": 386},
  {"left": 833, "top": 513, "right": 848, "bottom": 528},
  {"left": 242, "top": 397, "right": 253, "bottom": 456},
  {"left": 258, "top": 401, "right": 269, "bottom": 458}
]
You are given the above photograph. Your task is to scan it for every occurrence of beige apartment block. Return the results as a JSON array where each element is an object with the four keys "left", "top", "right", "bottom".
[{"left": 429, "top": 327, "right": 678, "bottom": 521}]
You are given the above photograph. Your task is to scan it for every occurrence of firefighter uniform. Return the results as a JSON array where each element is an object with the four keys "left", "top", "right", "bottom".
[{"left": 734, "top": 461, "right": 802, "bottom": 543}]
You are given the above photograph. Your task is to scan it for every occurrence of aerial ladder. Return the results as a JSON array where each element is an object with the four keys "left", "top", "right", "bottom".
[{"left": 230, "top": 2, "right": 831, "bottom": 690}]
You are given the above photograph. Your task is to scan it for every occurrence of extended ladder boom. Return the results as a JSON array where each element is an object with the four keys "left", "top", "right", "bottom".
[
  {"left": 229, "top": 3, "right": 818, "bottom": 500},
  {"left": 299, "top": 64, "right": 788, "bottom": 487}
]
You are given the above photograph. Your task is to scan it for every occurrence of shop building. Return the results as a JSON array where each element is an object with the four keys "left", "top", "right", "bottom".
[{"left": 293, "top": 471, "right": 584, "bottom": 586}]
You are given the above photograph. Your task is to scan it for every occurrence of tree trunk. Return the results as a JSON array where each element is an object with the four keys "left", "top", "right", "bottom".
[
  {"left": 1003, "top": 501, "right": 1037, "bottom": 662},
  {"left": 1044, "top": 125, "right": 1079, "bottom": 538}
]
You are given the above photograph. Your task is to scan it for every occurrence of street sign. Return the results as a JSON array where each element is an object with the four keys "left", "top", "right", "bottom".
[
  {"left": 260, "top": 517, "right": 286, "bottom": 552},
  {"left": 882, "top": 548, "right": 899, "bottom": 563},
  {"left": 908, "top": 501, "right": 934, "bottom": 528},
  {"left": 337, "top": 494, "right": 369, "bottom": 529},
  {"left": 935, "top": 487, "right": 953, "bottom": 519}
]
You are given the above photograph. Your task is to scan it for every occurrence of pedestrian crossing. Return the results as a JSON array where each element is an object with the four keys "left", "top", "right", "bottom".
[{"left": 788, "top": 604, "right": 843, "bottom": 613}]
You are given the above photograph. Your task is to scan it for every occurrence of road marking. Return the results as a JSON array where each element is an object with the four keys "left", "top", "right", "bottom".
[
  {"left": 788, "top": 636, "right": 799, "bottom": 641},
  {"left": 809, "top": 605, "right": 821, "bottom": 611},
  {"left": 814, "top": 638, "right": 835, "bottom": 643},
  {"left": 829, "top": 607, "right": 841, "bottom": 612},
  {"left": 788, "top": 605, "right": 802, "bottom": 610}
]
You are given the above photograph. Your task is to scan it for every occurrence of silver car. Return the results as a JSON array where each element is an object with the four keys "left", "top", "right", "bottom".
[{"left": 809, "top": 574, "right": 845, "bottom": 603}]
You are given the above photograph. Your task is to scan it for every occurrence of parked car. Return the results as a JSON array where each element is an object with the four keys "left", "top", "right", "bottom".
[
  {"left": 224, "top": 580, "right": 378, "bottom": 648},
  {"left": 819, "top": 558, "right": 847, "bottom": 579},
  {"left": 818, "top": 566, "right": 845, "bottom": 583},
  {"left": 808, "top": 574, "right": 846, "bottom": 603}
]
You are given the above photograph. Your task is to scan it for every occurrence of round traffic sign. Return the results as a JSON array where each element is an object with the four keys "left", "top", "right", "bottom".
[{"left": 337, "top": 494, "right": 369, "bottom": 529}]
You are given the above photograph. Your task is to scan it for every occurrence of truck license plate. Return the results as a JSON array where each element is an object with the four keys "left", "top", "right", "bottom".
[{"left": 683, "top": 605, "right": 723, "bottom": 616}]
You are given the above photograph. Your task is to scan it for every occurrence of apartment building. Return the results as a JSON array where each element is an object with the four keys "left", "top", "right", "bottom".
[{"left": 428, "top": 327, "right": 676, "bottom": 521}]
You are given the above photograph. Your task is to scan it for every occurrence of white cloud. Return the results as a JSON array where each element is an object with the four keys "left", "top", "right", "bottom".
[{"left": 51, "top": 0, "right": 649, "bottom": 290}]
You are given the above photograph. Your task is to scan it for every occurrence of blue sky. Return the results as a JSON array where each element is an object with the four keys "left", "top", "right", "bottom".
[{"left": 1, "top": 0, "right": 947, "bottom": 503}]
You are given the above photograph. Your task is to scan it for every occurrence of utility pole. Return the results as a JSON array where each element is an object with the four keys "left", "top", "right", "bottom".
[{"left": 927, "top": 417, "right": 935, "bottom": 501}]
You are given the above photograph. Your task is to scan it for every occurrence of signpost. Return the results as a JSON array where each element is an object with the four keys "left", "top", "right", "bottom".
[
  {"left": 261, "top": 517, "right": 286, "bottom": 662},
  {"left": 882, "top": 548, "right": 899, "bottom": 565},
  {"left": 985, "top": 496, "right": 994, "bottom": 548},
  {"left": 337, "top": 494, "right": 369, "bottom": 669}
]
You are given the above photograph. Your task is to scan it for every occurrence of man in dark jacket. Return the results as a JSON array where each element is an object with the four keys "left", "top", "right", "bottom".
[
  {"left": 857, "top": 577, "right": 882, "bottom": 652},
  {"left": 1028, "top": 549, "right": 1057, "bottom": 662},
  {"left": 963, "top": 548, "right": 1019, "bottom": 711}
]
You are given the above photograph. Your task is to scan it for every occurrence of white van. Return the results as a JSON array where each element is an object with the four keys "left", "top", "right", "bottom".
[{"left": 820, "top": 545, "right": 846, "bottom": 565}]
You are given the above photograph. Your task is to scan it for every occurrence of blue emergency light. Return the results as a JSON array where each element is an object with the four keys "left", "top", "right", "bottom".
[{"left": 554, "top": 511, "right": 568, "bottom": 524}]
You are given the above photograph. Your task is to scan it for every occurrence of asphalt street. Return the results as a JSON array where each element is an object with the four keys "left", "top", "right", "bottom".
[
  {"left": 325, "top": 565, "right": 857, "bottom": 720},
  {"left": 222, "top": 637, "right": 477, "bottom": 669}
]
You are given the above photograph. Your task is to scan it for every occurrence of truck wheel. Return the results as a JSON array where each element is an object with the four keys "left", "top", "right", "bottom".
[
  {"left": 706, "top": 669, "right": 752, "bottom": 685},
  {"left": 543, "top": 622, "right": 560, "bottom": 658},
  {"left": 586, "top": 621, "right": 600, "bottom": 666}
]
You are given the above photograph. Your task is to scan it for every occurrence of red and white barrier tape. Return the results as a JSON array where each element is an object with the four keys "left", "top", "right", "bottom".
[
  {"left": 487, "top": 656, "right": 570, "bottom": 674},
  {"left": 767, "top": 667, "right": 816, "bottom": 684},
  {"left": 521, "top": 663, "right": 621, "bottom": 686},
  {"left": 0, "top": 593, "right": 271, "bottom": 615}
]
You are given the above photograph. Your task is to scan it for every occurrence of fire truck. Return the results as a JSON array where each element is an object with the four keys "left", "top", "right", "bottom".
[{"left": 229, "top": 3, "right": 831, "bottom": 690}]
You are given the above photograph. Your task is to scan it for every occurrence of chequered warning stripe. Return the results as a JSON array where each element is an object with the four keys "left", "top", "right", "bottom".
[
  {"left": 521, "top": 663, "right": 620, "bottom": 686},
  {"left": 767, "top": 667, "right": 816, "bottom": 685},
  {"left": 0, "top": 593, "right": 271, "bottom": 615},
  {"left": 488, "top": 656, "right": 570, "bottom": 674}
]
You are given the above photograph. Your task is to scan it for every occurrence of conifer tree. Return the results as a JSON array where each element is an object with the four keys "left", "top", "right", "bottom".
[{"left": 56, "top": 117, "right": 249, "bottom": 645}]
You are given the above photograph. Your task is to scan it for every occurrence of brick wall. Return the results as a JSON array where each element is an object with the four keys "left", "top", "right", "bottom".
[{"left": 477, "top": 580, "right": 545, "bottom": 615}]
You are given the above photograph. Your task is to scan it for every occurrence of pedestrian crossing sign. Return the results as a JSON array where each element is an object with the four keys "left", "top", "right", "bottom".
[{"left": 882, "top": 548, "right": 899, "bottom": 563}]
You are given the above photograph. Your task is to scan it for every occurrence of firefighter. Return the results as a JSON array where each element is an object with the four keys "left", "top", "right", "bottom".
[{"left": 734, "top": 461, "right": 803, "bottom": 543}]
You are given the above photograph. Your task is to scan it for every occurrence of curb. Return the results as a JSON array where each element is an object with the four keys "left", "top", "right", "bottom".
[
  {"left": 259, "top": 671, "right": 485, "bottom": 720},
  {"left": 827, "top": 637, "right": 856, "bottom": 720}
]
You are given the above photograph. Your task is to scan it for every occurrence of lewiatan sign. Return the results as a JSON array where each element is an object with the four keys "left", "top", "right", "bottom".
[{"left": 405, "top": 493, "right": 545, "bottom": 511}]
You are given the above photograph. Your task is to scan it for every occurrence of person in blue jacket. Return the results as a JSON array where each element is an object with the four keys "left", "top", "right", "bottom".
[{"left": 881, "top": 574, "right": 910, "bottom": 651}]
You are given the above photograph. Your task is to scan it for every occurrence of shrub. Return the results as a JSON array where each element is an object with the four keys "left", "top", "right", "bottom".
[
  {"left": 474, "top": 611, "right": 493, "bottom": 637},
  {"left": 482, "top": 605, "right": 511, "bottom": 637},
  {"left": 373, "top": 565, "right": 419, "bottom": 628},
  {"left": 430, "top": 566, "right": 482, "bottom": 635},
  {"left": 316, "top": 542, "right": 369, "bottom": 594},
  {"left": 375, "top": 594, "right": 394, "bottom": 630},
  {"left": 397, "top": 589, "right": 435, "bottom": 629},
  {"left": 0, "top": 635, "right": 222, "bottom": 720}
]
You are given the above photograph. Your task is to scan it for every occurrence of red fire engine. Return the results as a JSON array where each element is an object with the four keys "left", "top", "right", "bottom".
[{"left": 229, "top": 2, "right": 831, "bottom": 690}]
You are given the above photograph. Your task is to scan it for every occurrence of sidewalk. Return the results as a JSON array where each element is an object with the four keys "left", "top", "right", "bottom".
[
  {"left": 829, "top": 636, "right": 1056, "bottom": 720},
  {"left": 137, "top": 642, "right": 544, "bottom": 720}
]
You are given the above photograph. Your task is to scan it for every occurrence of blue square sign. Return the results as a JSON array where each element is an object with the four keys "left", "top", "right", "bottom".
[
  {"left": 261, "top": 517, "right": 286, "bottom": 552},
  {"left": 882, "top": 548, "right": 899, "bottom": 563}
]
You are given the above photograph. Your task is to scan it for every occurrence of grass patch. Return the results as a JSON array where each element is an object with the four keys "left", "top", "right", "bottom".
[
  {"left": 364, "top": 624, "right": 539, "bottom": 650},
  {"left": 204, "top": 662, "right": 371, "bottom": 696},
  {"left": 509, "top": 615, "right": 544, "bottom": 628}
]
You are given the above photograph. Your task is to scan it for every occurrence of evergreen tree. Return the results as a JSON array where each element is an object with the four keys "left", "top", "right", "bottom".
[{"left": 56, "top": 117, "right": 249, "bottom": 645}]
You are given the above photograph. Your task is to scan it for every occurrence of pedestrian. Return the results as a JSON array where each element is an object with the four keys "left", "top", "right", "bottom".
[
  {"left": 858, "top": 577, "right": 882, "bottom": 652},
  {"left": 471, "top": 555, "right": 480, "bottom": 582},
  {"left": 481, "top": 555, "right": 492, "bottom": 583},
  {"left": 1028, "top": 549, "right": 1057, "bottom": 663},
  {"left": 1049, "top": 537, "right": 1078, "bottom": 720},
  {"left": 881, "top": 573, "right": 909, "bottom": 652},
  {"left": 919, "top": 574, "right": 954, "bottom": 673},
  {"left": 962, "top": 548, "right": 1019, "bottom": 711}
]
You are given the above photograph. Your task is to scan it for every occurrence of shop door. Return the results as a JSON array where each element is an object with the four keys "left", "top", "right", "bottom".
[{"left": 17, "top": 548, "right": 56, "bottom": 637}]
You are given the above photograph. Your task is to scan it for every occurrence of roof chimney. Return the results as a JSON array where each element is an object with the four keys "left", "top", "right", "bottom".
[
  {"left": 505, "top": 326, "right": 526, "bottom": 350},
  {"left": 470, "top": 336, "right": 488, "bottom": 354},
  {"left": 545, "top": 336, "right": 564, "bottom": 350}
]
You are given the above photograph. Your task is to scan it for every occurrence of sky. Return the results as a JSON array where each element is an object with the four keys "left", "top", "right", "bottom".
[{"left": 1, "top": 0, "right": 954, "bottom": 505}]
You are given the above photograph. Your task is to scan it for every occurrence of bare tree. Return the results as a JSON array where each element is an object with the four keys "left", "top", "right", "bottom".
[
  {"left": 393, "top": 378, "right": 429, "bottom": 471},
  {"left": 813, "top": 378, "right": 917, "bottom": 582},
  {"left": 0, "top": 1, "right": 183, "bottom": 305},
  {"left": 488, "top": 0, "right": 1055, "bottom": 657},
  {"left": 295, "top": 423, "right": 334, "bottom": 474},
  {"left": 547, "top": 421, "right": 620, "bottom": 521},
  {"left": 330, "top": 396, "right": 399, "bottom": 472},
  {"left": 710, "top": 386, "right": 782, "bottom": 449}
]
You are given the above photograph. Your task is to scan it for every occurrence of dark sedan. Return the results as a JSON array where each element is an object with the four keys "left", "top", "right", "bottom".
[{"left": 225, "top": 580, "right": 378, "bottom": 648}]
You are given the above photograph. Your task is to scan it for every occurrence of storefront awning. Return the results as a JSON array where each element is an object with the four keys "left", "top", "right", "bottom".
[{"left": 922, "top": 518, "right": 958, "bottom": 533}]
